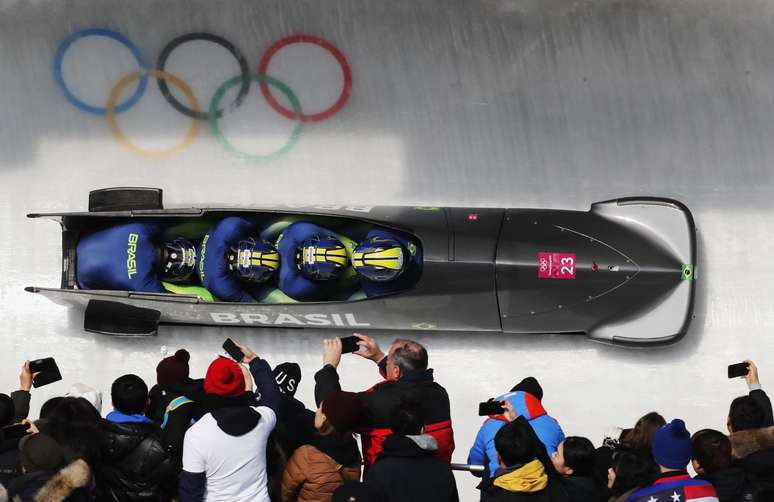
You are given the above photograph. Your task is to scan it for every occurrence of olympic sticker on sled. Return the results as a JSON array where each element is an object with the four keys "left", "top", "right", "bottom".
[{"left": 537, "top": 252, "right": 577, "bottom": 280}]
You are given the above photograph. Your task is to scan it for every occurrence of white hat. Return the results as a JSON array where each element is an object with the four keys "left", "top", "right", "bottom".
[{"left": 65, "top": 383, "right": 103, "bottom": 414}]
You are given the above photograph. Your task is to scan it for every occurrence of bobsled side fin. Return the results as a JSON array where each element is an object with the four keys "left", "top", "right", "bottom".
[
  {"left": 84, "top": 300, "right": 160, "bottom": 337},
  {"left": 88, "top": 187, "right": 163, "bottom": 212}
]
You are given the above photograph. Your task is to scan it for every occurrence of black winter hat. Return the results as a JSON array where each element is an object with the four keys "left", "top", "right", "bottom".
[
  {"left": 273, "top": 362, "right": 301, "bottom": 397},
  {"left": 19, "top": 433, "right": 66, "bottom": 473},
  {"left": 0, "top": 394, "right": 14, "bottom": 427},
  {"left": 510, "top": 376, "right": 543, "bottom": 401}
]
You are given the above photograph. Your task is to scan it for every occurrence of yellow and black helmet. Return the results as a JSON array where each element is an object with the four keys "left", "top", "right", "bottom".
[
  {"left": 352, "top": 236, "right": 406, "bottom": 282},
  {"left": 227, "top": 238, "right": 280, "bottom": 283},
  {"left": 297, "top": 235, "right": 348, "bottom": 281}
]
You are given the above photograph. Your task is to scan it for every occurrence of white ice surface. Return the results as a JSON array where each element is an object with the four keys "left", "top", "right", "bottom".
[{"left": 1, "top": 0, "right": 774, "bottom": 498}]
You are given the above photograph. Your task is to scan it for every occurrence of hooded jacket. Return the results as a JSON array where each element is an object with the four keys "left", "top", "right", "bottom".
[
  {"left": 179, "top": 357, "right": 281, "bottom": 502},
  {"left": 98, "top": 414, "right": 178, "bottom": 502},
  {"left": 281, "top": 433, "right": 362, "bottom": 502},
  {"left": 730, "top": 425, "right": 774, "bottom": 483},
  {"left": 4, "top": 459, "right": 91, "bottom": 502},
  {"left": 468, "top": 391, "right": 565, "bottom": 478},
  {"left": 314, "top": 360, "right": 454, "bottom": 469},
  {"left": 696, "top": 467, "right": 757, "bottom": 502},
  {"left": 480, "top": 460, "right": 569, "bottom": 502},
  {"left": 366, "top": 434, "right": 459, "bottom": 502}
]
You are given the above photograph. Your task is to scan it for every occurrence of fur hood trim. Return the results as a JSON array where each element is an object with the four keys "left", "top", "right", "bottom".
[
  {"left": 34, "top": 459, "right": 90, "bottom": 502},
  {"left": 730, "top": 425, "right": 774, "bottom": 459}
]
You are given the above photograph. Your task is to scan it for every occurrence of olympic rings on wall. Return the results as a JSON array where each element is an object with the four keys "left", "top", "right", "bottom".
[
  {"left": 156, "top": 33, "right": 250, "bottom": 121},
  {"left": 209, "top": 74, "right": 303, "bottom": 161},
  {"left": 258, "top": 35, "right": 353, "bottom": 122},
  {"left": 53, "top": 28, "right": 353, "bottom": 160},
  {"left": 107, "top": 69, "right": 201, "bottom": 158},
  {"left": 54, "top": 28, "right": 148, "bottom": 115}
]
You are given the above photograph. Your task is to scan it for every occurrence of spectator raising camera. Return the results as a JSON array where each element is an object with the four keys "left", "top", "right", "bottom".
[
  {"left": 179, "top": 341, "right": 281, "bottom": 502},
  {"left": 314, "top": 334, "right": 455, "bottom": 470},
  {"left": 727, "top": 360, "right": 774, "bottom": 485}
]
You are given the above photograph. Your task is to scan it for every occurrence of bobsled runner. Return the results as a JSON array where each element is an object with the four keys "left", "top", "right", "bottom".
[{"left": 26, "top": 187, "right": 697, "bottom": 345}]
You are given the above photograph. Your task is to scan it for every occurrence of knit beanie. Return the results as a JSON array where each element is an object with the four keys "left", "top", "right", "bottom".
[
  {"left": 322, "top": 391, "right": 363, "bottom": 433},
  {"left": 19, "top": 433, "right": 66, "bottom": 473},
  {"left": 273, "top": 362, "right": 301, "bottom": 397},
  {"left": 652, "top": 419, "right": 692, "bottom": 469},
  {"left": 0, "top": 394, "right": 14, "bottom": 427},
  {"left": 156, "top": 349, "right": 191, "bottom": 386},
  {"left": 204, "top": 357, "right": 245, "bottom": 397},
  {"left": 510, "top": 376, "right": 544, "bottom": 402}
]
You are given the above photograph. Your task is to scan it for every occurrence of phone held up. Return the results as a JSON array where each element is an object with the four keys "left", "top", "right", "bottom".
[
  {"left": 728, "top": 362, "right": 750, "bottom": 379},
  {"left": 478, "top": 400, "right": 506, "bottom": 416},
  {"left": 222, "top": 338, "right": 245, "bottom": 362},
  {"left": 340, "top": 336, "right": 361, "bottom": 354},
  {"left": 29, "top": 358, "right": 62, "bottom": 388}
]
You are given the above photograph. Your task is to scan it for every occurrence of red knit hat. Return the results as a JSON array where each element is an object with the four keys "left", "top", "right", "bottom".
[
  {"left": 156, "top": 349, "right": 190, "bottom": 386},
  {"left": 322, "top": 391, "right": 363, "bottom": 433},
  {"left": 204, "top": 357, "right": 245, "bottom": 397}
]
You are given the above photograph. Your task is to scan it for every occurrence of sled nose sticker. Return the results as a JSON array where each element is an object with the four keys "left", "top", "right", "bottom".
[{"left": 537, "top": 252, "right": 577, "bottom": 280}]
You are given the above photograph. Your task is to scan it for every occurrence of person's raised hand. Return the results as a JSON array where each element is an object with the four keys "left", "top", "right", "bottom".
[
  {"left": 233, "top": 341, "right": 257, "bottom": 364},
  {"left": 19, "top": 361, "right": 34, "bottom": 392},
  {"left": 240, "top": 364, "right": 254, "bottom": 393},
  {"left": 353, "top": 333, "right": 384, "bottom": 363},
  {"left": 503, "top": 400, "right": 517, "bottom": 422},
  {"left": 744, "top": 359, "right": 760, "bottom": 386},
  {"left": 22, "top": 419, "right": 39, "bottom": 435},
  {"left": 323, "top": 338, "right": 343, "bottom": 369}
]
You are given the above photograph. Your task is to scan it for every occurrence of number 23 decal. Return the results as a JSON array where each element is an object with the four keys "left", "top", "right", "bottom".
[{"left": 537, "top": 252, "right": 577, "bottom": 280}]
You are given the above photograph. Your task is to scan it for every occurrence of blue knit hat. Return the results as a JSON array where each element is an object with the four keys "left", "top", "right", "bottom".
[{"left": 652, "top": 419, "right": 692, "bottom": 469}]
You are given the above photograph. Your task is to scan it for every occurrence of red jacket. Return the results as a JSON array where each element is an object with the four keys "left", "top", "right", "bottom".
[{"left": 314, "top": 361, "right": 454, "bottom": 469}]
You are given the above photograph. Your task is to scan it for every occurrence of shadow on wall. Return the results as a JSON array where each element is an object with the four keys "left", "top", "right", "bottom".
[{"left": 2, "top": 0, "right": 774, "bottom": 209}]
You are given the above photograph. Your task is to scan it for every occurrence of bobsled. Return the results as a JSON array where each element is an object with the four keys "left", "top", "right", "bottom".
[{"left": 26, "top": 187, "right": 697, "bottom": 346}]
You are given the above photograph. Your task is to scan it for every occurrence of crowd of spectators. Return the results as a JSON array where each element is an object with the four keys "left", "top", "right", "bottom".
[{"left": 0, "top": 335, "right": 772, "bottom": 502}]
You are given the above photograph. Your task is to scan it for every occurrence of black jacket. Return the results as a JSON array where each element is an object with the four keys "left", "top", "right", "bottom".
[
  {"left": 147, "top": 380, "right": 205, "bottom": 463},
  {"left": 696, "top": 467, "right": 757, "bottom": 502},
  {"left": 272, "top": 395, "right": 316, "bottom": 457},
  {"left": 560, "top": 475, "right": 603, "bottom": 502},
  {"left": 0, "top": 444, "right": 20, "bottom": 489},
  {"left": 365, "top": 434, "right": 458, "bottom": 502},
  {"left": 98, "top": 419, "right": 178, "bottom": 502},
  {"left": 6, "top": 459, "right": 91, "bottom": 502},
  {"left": 315, "top": 361, "right": 454, "bottom": 468},
  {"left": 10, "top": 391, "right": 30, "bottom": 423}
]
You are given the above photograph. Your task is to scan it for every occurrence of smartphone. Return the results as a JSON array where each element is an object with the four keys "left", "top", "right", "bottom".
[
  {"left": 478, "top": 400, "right": 505, "bottom": 416},
  {"left": 728, "top": 362, "right": 750, "bottom": 379},
  {"left": 340, "top": 336, "right": 361, "bottom": 354},
  {"left": 28, "top": 358, "right": 62, "bottom": 388},
  {"left": 222, "top": 338, "right": 244, "bottom": 362},
  {"left": 1, "top": 423, "right": 31, "bottom": 439}
]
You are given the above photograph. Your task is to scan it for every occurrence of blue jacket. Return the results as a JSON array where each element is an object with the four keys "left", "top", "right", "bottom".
[{"left": 467, "top": 390, "right": 564, "bottom": 478}]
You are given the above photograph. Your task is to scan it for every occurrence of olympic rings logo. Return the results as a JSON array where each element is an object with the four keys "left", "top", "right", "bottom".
[{"left": 53, "top": 29, "right": 353, "bottom": 160}]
